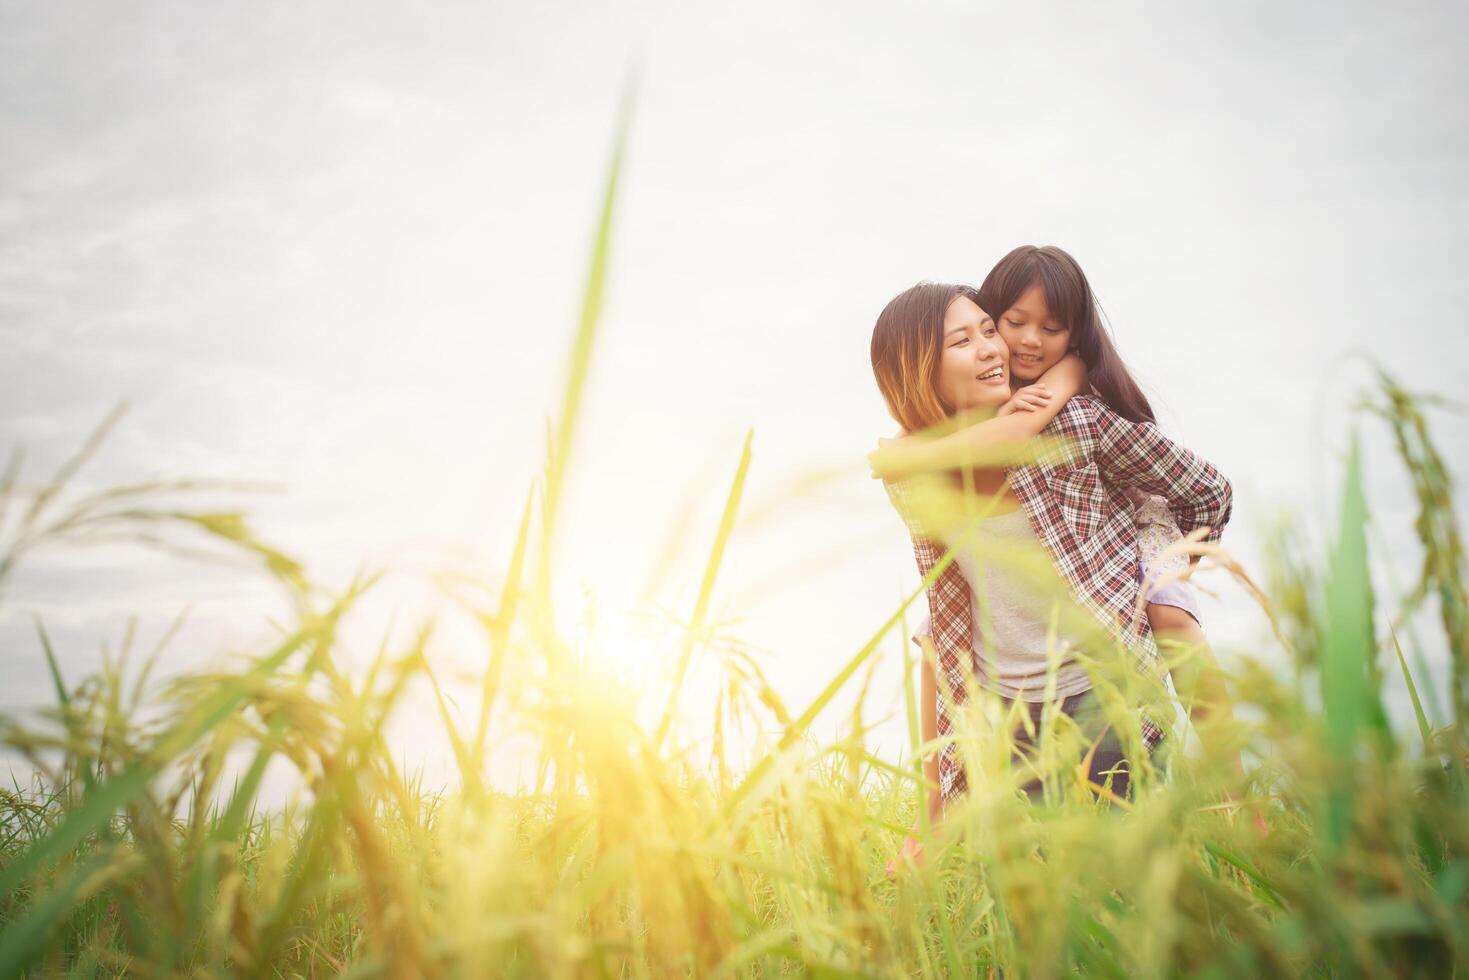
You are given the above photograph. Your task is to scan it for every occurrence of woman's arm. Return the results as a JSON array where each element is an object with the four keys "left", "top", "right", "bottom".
[
  {"left": 870, "top": 355, "right": 1088, "bottom": 479},
  {"left": 888, "top": 638, "right": 943, "bottom": 876},
  {"left": 919, "top": 643, "right": 942, "bottom": 825}
]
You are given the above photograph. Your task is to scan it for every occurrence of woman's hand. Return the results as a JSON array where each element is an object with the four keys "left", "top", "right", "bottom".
[
  {"left": 1219, "top": 762, "right": 1271, "bottom": 839},
  {"left": 998, "top": 383, "right": 1053, "bottom": 416},
  {"left": 1246, "top": 797, "right": 1272, "bottom": 838},
  {"left": 884, "top": 832, "right": 926, "bottom": 879},
  {"left": 1213, "top": 785, "right": 1271, "bottom": 838}
]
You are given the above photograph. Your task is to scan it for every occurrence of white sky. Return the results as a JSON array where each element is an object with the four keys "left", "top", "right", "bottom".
[{"left": 3, "top": 0, "right": 1466, "bottom": 788}]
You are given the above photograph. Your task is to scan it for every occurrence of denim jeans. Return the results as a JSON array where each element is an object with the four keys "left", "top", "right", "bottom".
[{"left": 1002, "top": 688, "right": 1131, "bottom": 802}]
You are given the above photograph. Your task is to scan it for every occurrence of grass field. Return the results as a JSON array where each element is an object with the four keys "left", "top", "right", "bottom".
[{"left": 2, "top": 115, "right": 1466, "bottom": 978}]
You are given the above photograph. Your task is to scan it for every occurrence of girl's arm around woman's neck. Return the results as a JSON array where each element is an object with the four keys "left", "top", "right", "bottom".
[{"left": 869, "top": 355, "right": 1088, "bottom": 480}]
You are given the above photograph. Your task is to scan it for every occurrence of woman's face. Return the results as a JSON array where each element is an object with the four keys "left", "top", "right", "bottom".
[
  {"left": 936, "top": 296, "right": 1011, "bottom": 412},
  {"left": 997, "top": 283, "right": 1070, "bottom": 383}
]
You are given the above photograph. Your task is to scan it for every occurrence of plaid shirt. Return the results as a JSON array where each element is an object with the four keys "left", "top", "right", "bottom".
[{"left": 885, "top": 395, "right": 1233, "bottom": 802}]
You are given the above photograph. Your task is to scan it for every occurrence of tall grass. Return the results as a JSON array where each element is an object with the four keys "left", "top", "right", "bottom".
[{"left": 2, "top": 122, "right": 1467, "bottom": 977}]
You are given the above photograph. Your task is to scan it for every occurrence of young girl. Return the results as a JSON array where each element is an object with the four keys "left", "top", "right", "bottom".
[
  {"left": 869, "top": 270, "right": 1244, "bottom": 870},
  {"left": 983, "top": 246, "right": 1214, "bottom": 657},
  {"left": 976, "top": 247, "right": 1254, "bottom": 831}
]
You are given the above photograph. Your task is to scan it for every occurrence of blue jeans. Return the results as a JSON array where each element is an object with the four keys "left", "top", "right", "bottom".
[{"left": 1002, "top": 688, "right": 1131, "bottom": 802}]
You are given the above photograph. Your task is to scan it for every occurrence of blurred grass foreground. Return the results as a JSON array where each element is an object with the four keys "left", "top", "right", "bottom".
[{"left": 3, "top": 119, "right": 1469, "bottom": 978}]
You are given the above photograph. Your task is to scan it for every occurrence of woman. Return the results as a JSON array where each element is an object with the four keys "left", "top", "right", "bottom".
[{"left": 869, "top": 281, "right": 1235, "bottom": 865}]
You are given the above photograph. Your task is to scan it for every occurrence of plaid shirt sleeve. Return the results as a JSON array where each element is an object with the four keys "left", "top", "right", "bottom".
[{"left": 1091, "top": 407, "right": 1234, "bottom": 547}]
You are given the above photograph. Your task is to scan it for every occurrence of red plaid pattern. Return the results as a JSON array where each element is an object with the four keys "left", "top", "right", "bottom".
[{"left": 886, "top": 395, "right": 1233, "bottom": 803}]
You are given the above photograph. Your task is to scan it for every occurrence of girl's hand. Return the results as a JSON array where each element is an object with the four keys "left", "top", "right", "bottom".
[
  {"left": 868, "top": 434, "right": 906, "bottom": 479},
  {"left": 998, "top": 384, "right": 1053, "bottom": 416},
  {"left": 884, "top": 833, "right": 926, "bottom": 879}
]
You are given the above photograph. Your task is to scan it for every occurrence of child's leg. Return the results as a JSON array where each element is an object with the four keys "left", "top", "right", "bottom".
[
  {"left": 1147, "top": 598, "right": 1267, "bottom": 833},
  {"left": 1147, "top": 602, "right": 1206, "bottom": 654},
  {"left": 1147, "top": 601, "right": 1216, "bottom": 720},
  {"left": 1148, "top": 601, "right": 1250, "bottom": 791}
]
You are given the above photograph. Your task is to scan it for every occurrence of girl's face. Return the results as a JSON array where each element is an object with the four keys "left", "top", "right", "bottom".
[
  {"left": 936, "top": 296, "right": 1011, "bottom": 412},
  {"left": 997, "top": 283, "right": 1070, "bottom": 383}
]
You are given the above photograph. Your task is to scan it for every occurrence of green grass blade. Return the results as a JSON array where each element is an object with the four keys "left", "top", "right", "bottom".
[
  {"left": 655, "top": 428, "right": 753, "bottom": 746},
  {"left": 13, "top": 402, "right": 127, "bottom": 538},
  {"left": 476, "top": 483, "right": 535, "bottom": 753},
  {"left": 0, "top": 852, "right": 127, "bottom": 977},
  {"left": 34, "top": 620, "right": 71, "bottom": 708},
  {"left": 1389, "top": 623, "right": 1434, "bottom": 750},
  {"left": 0, "top": 621, "right": 318, "bottom": 902},
  {"left": 1320, "top": 436, "right": 1379, "bottom": 847},
  {"left": 423, "top": 648, "right": 479, "bottom": 795},
  {"left": 900, "top": 605, "right": 925, "bottom": 821},
  {"left": 178, "top": 675, "right": 305, "bottom": 962},
  {"left": 536, "top": 80, "right": 636, "bottom": 613},
  {"left": 1365, "top": 367, "right": 1467, "bottom": 743},
  {"left": 1202, "top": 842, "right": 1286, "bottom": 910},
  {"left": 35, "top": 618, "right": 100, "bottom": 797},
  {"left": 0, "top": 445, "right": 23, "bottom": 535},
  {"left": 0, "top": 765, "right": 151, "bottom": 935},
  {"left": 720, "top": 532, "right": 966, "bottom": 825}
]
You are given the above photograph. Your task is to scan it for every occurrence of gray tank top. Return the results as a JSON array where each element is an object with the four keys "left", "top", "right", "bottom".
[{"left": 939, "top": 507, "right": 1094, "bottom": 702}]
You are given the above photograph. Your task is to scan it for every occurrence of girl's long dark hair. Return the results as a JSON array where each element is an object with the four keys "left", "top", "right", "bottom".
[{"left": 977, "top": 245, "right": 1155, "bottom": 424}]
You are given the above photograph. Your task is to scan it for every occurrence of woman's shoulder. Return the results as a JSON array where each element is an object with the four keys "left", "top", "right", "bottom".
[
  {"left": 1061, "top": 393, "right": 1103, "bottom": 415},
  {"left": 1046, "top": 393, "right": 1106, "bottom": 435},
  {"left": 1041, "top": 395, "right": 1158, "bottom": 466},
  {"left": 1051, "top": 394, "right": 1156, "bottom": 433},
  {"left": 1026, "top": 395, "right": 1105, "bottom": 469}
]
